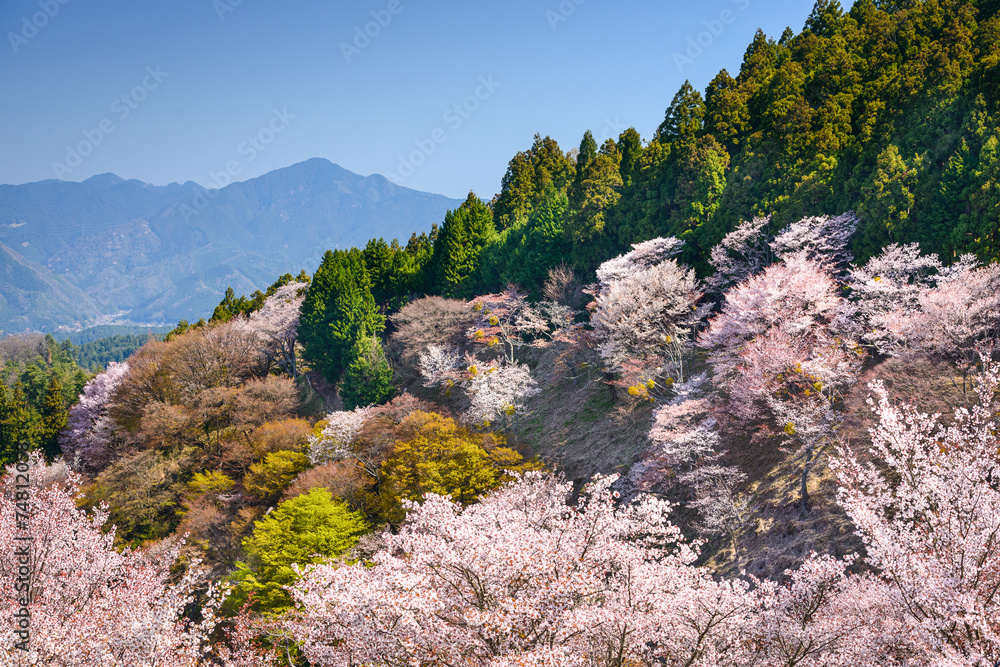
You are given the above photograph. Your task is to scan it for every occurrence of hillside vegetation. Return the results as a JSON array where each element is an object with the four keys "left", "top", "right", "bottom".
[{"left": 3, "top": 1, "right": 1000, "bottom": 665}]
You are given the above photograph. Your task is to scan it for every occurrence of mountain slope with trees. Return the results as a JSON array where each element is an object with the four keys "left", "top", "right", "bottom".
[{"left": 4, "top": 1, "right": 1000, "bottom": 665}]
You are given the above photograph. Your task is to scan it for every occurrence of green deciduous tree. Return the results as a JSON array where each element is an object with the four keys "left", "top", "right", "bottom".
[{"left": 228, "top": 487, "right": 368, "bottom": 614}]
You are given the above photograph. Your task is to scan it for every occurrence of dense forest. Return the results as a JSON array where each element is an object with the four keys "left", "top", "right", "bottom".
[{"left": 3, "top": 1, "right": 1000, "bottom": 665}]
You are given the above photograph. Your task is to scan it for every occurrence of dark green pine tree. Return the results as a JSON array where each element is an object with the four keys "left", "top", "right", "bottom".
[
  {"left": 492, "top": 151, "right": 536, "bottom": 230},
  {"left": 339, "top": 335, "right": 395, "bottom": 410},
  {"left": 616, "top": 127, "right": 643, "bottom": 186},
  {"left": 362, "top": 237, "right": 395, "bottom": 307},
  {"left": 299, "top": 249, "right": 385, "bottom": 384},
  {"left": 570, "top": 130, "right": 598, "bottom": 209},
  {"left": 39, "top": 375, "right": 67, "bottom": 462},
  {"left": 804, "top": 0, "right": 844, "bottom": 37},
  {"left": 656, "top": 80, "right": 706, "bottom": 144},
  {"left": 431, "top": 192, "right": 496, "bottom": 299}
]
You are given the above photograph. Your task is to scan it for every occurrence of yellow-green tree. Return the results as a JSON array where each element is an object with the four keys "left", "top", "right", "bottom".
[
  {"left": 378, "top": 410, "right": 536, "bottom": 524},
  {"left": 243, "top": 451, "right": 311, "bottom": 503},
  {"left": 227, "top": 487, "right": 368, "bottom": 615}
]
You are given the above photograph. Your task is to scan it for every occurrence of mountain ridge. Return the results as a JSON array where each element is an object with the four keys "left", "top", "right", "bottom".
[{"left": 0, "top": 159, "right": 461, "bottom": 333}]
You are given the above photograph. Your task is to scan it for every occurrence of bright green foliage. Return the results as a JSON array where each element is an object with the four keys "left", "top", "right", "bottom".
[
  {"left": 244, "top": 451, "right": 312, "bottom": 503},
  {"left": 340, "top": 335, "right": 395, "bottom": 410},
  {"left": 299, "top": 249, "right": 385, "bottom": 383},
  {"left": 378, "top": 411, "right": 536, "bottom": 525},
  {"left": 430, "top": 193, "right": 496, "bottom": 299},
  {"left": 228, "top": 487, "right": 368, "bottom": 614}
]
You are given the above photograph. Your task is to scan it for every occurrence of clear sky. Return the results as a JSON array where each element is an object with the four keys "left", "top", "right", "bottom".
[{"left": 0, "top": 0, "right": 819, "bottom": 199}]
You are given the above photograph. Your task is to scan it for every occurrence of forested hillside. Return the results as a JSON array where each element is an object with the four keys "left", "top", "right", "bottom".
[{"left": 3, "top": 1, "right": 1000, "bottom": 665}]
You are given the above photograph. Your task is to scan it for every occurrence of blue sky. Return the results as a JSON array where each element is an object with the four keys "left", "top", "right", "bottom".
[{"left": 0, "top": 0, "right": 819, "bottom": 199}]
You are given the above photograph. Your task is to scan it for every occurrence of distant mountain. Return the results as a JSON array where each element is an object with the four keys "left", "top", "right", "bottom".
[{"left": 0, "top": 159, "right": 461, "bottom": 333}]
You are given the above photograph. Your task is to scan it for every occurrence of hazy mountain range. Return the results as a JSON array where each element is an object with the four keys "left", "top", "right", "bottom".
[{"left": 0, "top": 159, "right": 461, "bottom": 334}]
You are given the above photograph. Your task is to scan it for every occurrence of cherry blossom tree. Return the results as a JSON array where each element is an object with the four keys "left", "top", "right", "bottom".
[
  {"left": 463, "top": 360, "right": 540, "bottom": 430},
  {"left": 643, "top": 379, "right": 754, "bottom": 552},
  {"left": 287, "top": 472, "right": 755, "bottom": 667},
  {"left": 845, "top": 242, "right": 945, "bottom": 354},
  {"left": 883, "top": 261, "right": 1000, "bottom": 388},
  {"left": 248, "top": 281, "right": 307, "bottom": 377},
  {"left": 59, "top": 361, "right": 130, "bottom": 474},
  {"left": 707, "top": 216, "right": 775, "bottom": 293},
  {"left": 307, "top": 406, "right": 374, "bottom": 470},
  {"left": 0, "top": 454, "right": 216, "bottom": 666},
  {"left": 590, "top": 245, "right": 704, "bottom": 384},
  {"left": 746, "top": 554, "right": 925, "bottom": 665},
  {"left": 469, "top": 286, "right": 550, "bottom": 365},
  {"left": 417, "top": 344, "right": 464, "bottom": 389},
  {"left": 833, "top": 358, "right": 1000, "bottom": 663},
  {"left": 594, "top": 236, "right": 685, "bottom": 289},
  {"left": 770, "top": 212, "right": 859, "bottom": 273},
  {"left": 700, "top": 254, "right": 864, "bottom": 509},
  {"left": 420, "top": 288, "right": 547, "bottom": 432}
]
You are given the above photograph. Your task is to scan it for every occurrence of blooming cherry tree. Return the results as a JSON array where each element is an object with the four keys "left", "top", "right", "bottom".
[
  {"left": 463, "top": 360, "right": 540, "bottom": 430},
  {"left": 884, "top": 261, "right": 1000, "bottom": 385},
  {"left": 700, "top": 254, "right": 863, "bottom": 509},
  {"left": 307, "top": 406, "right": 373, "bottom": 466},
  {"left": 288, "top": 472, "right": 755, "bottom": 667},
  {"left": 469, "top": 286, "right": 550, "bottom": 364},
  {"left": 248, "top": 281, "right": 307, "bottom": 377},
  {"left": 707, "top": 216, "right": 775, "bottom": 292},
  {"left": 833, "top": 358, "right": 1000, "bottom": 663},
  {"left": 59, "top": 361, "right": 129, "bottom": 474},
  {"left": 594, "top": 236, "right": 685, "bottom": 289},
  {"left": 591, "top": 247, "right": 703, "bottom": 384},
  {"left": 770, "top": 212, "right": 859, "bottom": 273},
  {"left": 0, "top": 454, "right": 216, "bottom": 666}
]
